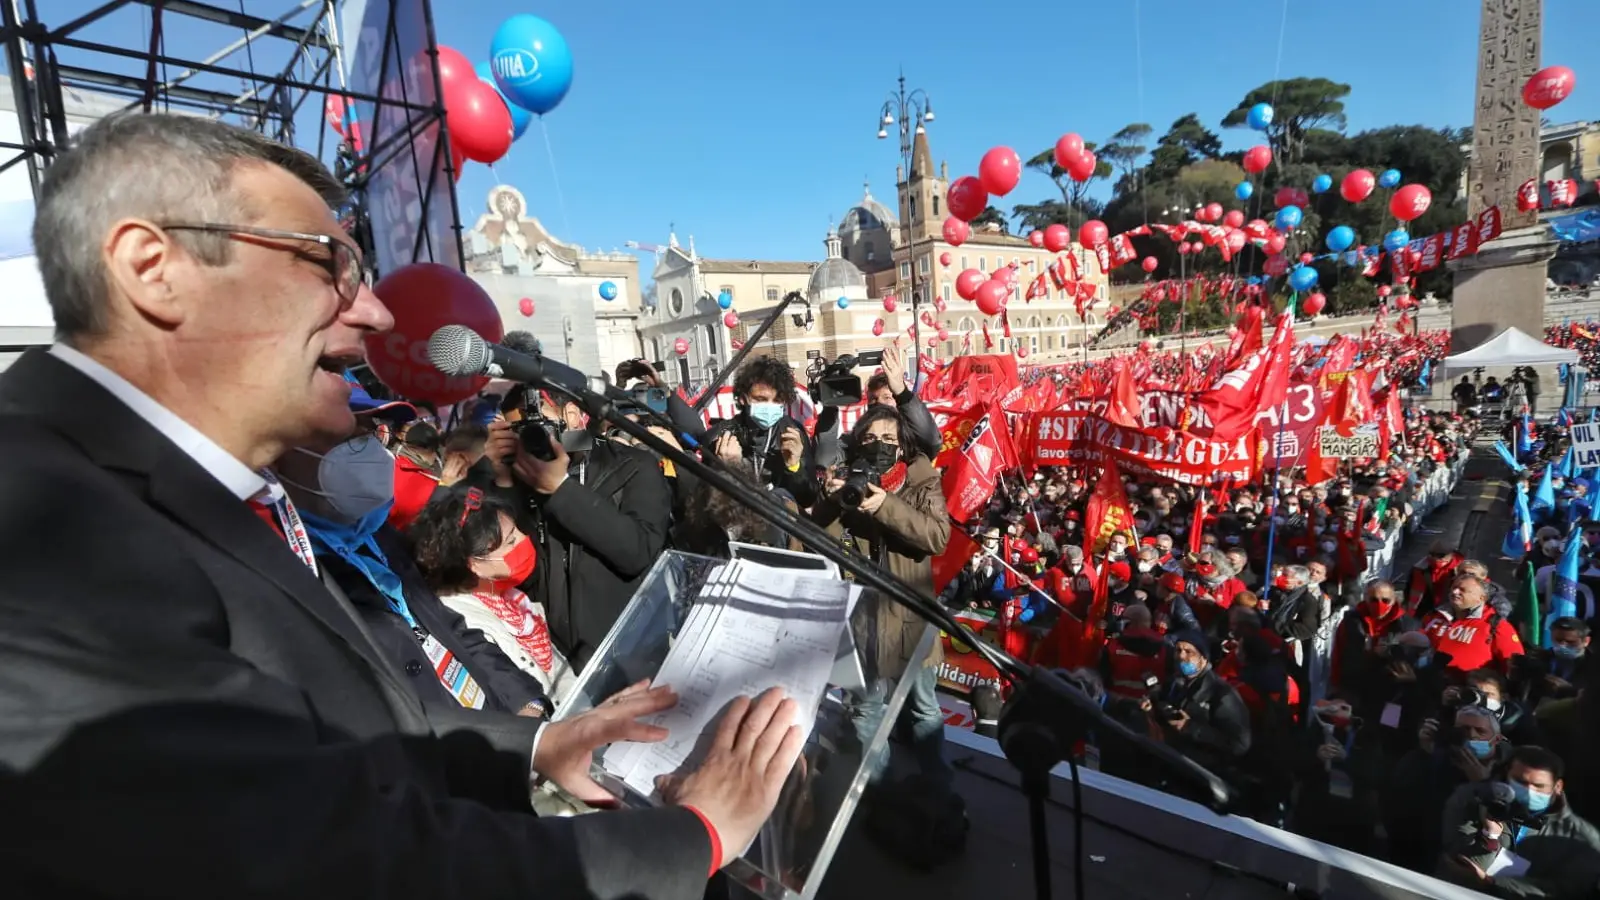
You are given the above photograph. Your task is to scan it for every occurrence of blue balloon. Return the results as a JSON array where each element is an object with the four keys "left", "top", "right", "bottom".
[
  {"left": 1383, "top": 228, "right": 1411, "bottom": 252},
  {"left": 1378, "top": 169, "right": 1402, "bottom": 189},
  {"left": 598, "top": 280, "right": 618, "bottom": 301},
  {"left": 836, "top": 296, "right": 850, "bottom": 310},
  {"left": 1274, "top": 205, "right": 1303, "bottom": 230},
  {"left": 1325, "top": 225, "right": 1356, "bottom": 252},
  {"left": 474, "top": 61, "right": 531, "bottom": 140},
  {"left": 1288, "top": 266, "right": 1319, "bottom": 292},
  {"left": 490, "top": 14, "right": 574, "bottom": 116},
  {"left": 717, "top": 289, "right": 733, "bottom": 309},
  {"left": 1247, "top": 102, "right": 1274, "bottom": 131},
  {"left": 1235, "top": 181, "right": 1254, "bottom": 201},
  {"left": 1311, "top": 174, "right": 1333, "bottom": 194}
]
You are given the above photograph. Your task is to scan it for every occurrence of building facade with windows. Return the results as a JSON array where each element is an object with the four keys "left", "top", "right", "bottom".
[
  {"left": 638, "top": 234, "right": 817, "bottom": 389},
  {"left": 461, "top": 185, "right": 645, "bottom": 379}
]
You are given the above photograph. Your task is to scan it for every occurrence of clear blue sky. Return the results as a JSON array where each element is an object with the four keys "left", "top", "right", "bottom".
[{"left": 37, "top": 0, "right": 1600, "bottom": 273}]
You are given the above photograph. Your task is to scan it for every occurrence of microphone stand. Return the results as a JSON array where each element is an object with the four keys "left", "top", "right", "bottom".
[
  {"left": 537, "top": 372, "right": 1236, "bottom": 900},
  {"left": 693, "top": 291, "right": 811, "bottom": 413}
]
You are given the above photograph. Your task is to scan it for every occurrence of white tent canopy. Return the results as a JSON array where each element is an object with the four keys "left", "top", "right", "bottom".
[{"left": 1440, "top": 326, "right": 1579, "bottom": 372}]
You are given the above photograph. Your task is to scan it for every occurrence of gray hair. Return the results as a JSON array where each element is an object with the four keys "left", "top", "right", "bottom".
[
  {"left": 34, "top": 112, "right": 345, "bottom": 339},
  {"left": 1283, "top": 564, "right": 1311, "bottom": 585},
  {"left": 1455, "top": 705, "right": 1502, "bottom": 737}
]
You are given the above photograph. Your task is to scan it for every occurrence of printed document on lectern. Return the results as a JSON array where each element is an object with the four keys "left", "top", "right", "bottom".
[{"left": 604, "top": 560, "right": 851, "bottom": 799}]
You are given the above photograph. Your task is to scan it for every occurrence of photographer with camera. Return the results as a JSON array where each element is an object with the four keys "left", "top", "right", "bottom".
[
  {"left": 812, "top": 341, "right": 939, "bottom": 462},
  {"left": 1386, "top": 704, "right": 1512, "bottom": 871},
  {"left": 811, "top": 405, "right": 952, "bottom": 790},
  {"left": 702, "top": 356, "right": 818, "bottom": 508},
  {"left": 1437, "top": 746, "right": 1600, "bottom": 898},
  {"left": 486, "top": 391, "right": 673, "bottom": 669},
  {"left": 1138, "top": 629, "right": 1252, "bottom": 777}
]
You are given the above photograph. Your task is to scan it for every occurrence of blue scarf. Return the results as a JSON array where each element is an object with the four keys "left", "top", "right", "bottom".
[{"left": 299, "top": 501, "right": 414, "bottom": 624}]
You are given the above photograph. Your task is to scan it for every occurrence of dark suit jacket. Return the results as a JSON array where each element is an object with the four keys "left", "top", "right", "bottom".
[{"left": 0, "top": 350, "right": 711, "bottom": 898}]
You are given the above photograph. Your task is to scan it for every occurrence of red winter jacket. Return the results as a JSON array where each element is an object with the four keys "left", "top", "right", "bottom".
[
  {"left": 1421, "top": 606, "right": 1525, "bottom": 675},
  {"left": 1407, "top": 553, "right": 1463, "bottom": 617}
]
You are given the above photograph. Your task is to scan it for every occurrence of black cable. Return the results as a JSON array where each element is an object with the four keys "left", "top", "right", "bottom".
[{"left": 1028, "top": 787, "right": 1052, "bottom": 900}]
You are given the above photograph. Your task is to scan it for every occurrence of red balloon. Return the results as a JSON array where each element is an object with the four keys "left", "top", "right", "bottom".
[
  {"left": 518, "top": 297, "right": 534, "bottom": 317},
  {"left": 723, "top": 311, "right": 740, "bottom": 328},
  {"left": 979, "top": 146, "right": 1022, "bottom": 196},
  {"left": 1265, "top": 233, "right": 1287, "bottom": 255},
  {"left": 946, "top": 176, "right": 989, "bottom": 222},
  {"left": 433, "top": 45, "right": 476, "bottom": 90},
  {"left": 955, "top": 269, "right": 986, "bottom": 301},
  {"left": 974, "top": 279, "right": 1009, "bottom": 316},
  {"left": 365, "top": 263, "right": 503, "bottom": 405},
  {"left": 1043, "top": 223, "right": 1071, "bottom": 253},
  {"left": 1067, "top": 149, "right": 1097, "bottom": 183},
  {"left": 872, "top": 318, "right": 885, "bottom": 337},
  {"left": 1054, "top": 133, "right": 1085, "bottom": 169},
  {"left": 1078, "top": 219, "right": 1108, "bottom": 247},
  {"left": 1341, "top": 169, "right": 1376, "bottom": 203},
  {"left": 1016, "top": 345, "right": 1029, "bottom": 359},
  {"left": 1523, "top": 65, "right": 1576, "bottom": 110},
  {"left": 942, "top": 216, "right": 971, "bottom": 246},
  {"left": 1141, "top": 256, "right": 1158, "bottom": 273},
  {"left": 1177, "top": 243, "right": 1191, "bottom": 256},
  {"left": 1377, "top": 285, "right": 1393, "bottom": 298},
  {"left": 1299, "top": 252, "right": 1315, "bottom": 264},
  {"left": 1242, "top": 145, "right": 1272, "bottom": 174},
  {"left": 1244, "top": 219, "right": 1271, "bottom": 239},
  {"left": 1203, "top": 202, "right": 1224, "bottom": 223},
  {"left": 939, "top": 251, "right": 952, "bottom": 267},
  {"left": 674, "top": 337, "right": 690, "bottom": 356},
  {"left": 1389, "top": 184, "right": 1432, "bottom": 222},
  {"left": 1274, "top": 187, "right": 1300, "bottom": 209},
  {"left": 936, "top": 327, "right": 950, "bottom": 341},
  {"left": 882, "top": 295, "right": 898, "bottom": 312},
  {"left": 1028, "top": 230, "right": 1045, "bottom": 248},
  {"left": 1225, "top": 231, "right": 1247, "bottom": 252},
  {"left": 1223, "top": 209, "right": 1245, "bottom": 229},
  {"left": 443, "top": 77, "right": 513, "bottom": 163},
  {"left": 1301, "top": 292, "right": 1327, "bottom": 316},
  {"left": 1262, "top": 255, "right": 1289, "bottom": 277}
]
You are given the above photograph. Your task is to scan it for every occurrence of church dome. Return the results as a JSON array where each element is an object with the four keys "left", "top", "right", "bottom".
[
  {"left": 808, "top": 256, "right": 867, "bottom": 295},
  {"left": 839, "top": 181, "right": 897, "bottom": 237}
]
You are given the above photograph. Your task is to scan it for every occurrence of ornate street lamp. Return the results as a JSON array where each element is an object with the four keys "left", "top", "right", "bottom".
[{"left": 877, "top": 72, "right": 934, "bottom": 382}]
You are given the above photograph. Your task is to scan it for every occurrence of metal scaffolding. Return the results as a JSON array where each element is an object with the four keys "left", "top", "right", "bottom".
[{"left": 0, "top": 0, "right": 463, "bottom": 270}]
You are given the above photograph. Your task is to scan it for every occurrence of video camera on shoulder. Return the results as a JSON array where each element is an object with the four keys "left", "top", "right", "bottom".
[{"left": 810, "top": 350, "right": 885, "bottom": 408}]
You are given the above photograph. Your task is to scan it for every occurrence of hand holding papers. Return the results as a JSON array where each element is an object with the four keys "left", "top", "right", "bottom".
[{"left": 604, "top": 560, "right": 852, "bottom": 801}]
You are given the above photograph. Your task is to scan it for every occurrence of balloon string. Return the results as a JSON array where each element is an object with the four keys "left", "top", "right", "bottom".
[{"left": 539, "top": 118, "right": 573, "bottom": 239}]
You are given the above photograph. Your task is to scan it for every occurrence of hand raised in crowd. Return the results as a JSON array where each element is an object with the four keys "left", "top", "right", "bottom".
[
  {"left": 656, "top": 688, "right": 805, "bottom": 870},
  {"left": 778, "top": 426, "right": 804, "bottom": 469},
  {"left": 1316, "top": 742, "right": 1347, "bottom": 763},
  {"left": 881, "top": 340, "right": 908, "bottom": 395},
  {"left": 714, "top": 431, "right": 743, "bottom": 463},
  {"left": 485, "top": 418, "right": 519, "bottom": 489},
  {"left": 1451, "top": 745, "right": 1494, "bottom": 783},
  {"left": 439, "top": 452, "right": 471, "bottom": 487},
  {"left": 533, "top": 680, "right": 677, "bottom": 805},
  {"left": 1417, "top": 718, "right": 1438, "bottom": 754},
  {"left": 1387, "top": 660, "right": 1417, "bottom": 683},
  {"left": 513, "top": 435, "right": 570, "bottom": 495}
]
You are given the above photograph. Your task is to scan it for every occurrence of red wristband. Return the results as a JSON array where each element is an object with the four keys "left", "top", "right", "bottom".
[{"left": 682, "top": 805, "right": 723, "bottom": 876}]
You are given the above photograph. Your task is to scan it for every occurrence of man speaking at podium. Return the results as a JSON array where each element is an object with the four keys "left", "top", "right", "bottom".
[{"left": 0, "top": 113, "right": 800, "bottom": 898}]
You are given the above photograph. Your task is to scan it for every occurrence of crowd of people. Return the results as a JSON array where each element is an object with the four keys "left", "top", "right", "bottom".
[{"left": 8, "top": 111, "right": 1600, "bottom": 900}]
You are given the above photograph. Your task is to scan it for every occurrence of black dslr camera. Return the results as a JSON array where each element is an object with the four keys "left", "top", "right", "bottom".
[
  {"left": 1145, "top": 675, "right": 1183, "bottom": 721},
  {"left": 810, "top": 350, "right": 885, "bottom": 408},
  {"left": 838, "top": 457, "right": 877, "bottom": 509},
  {"left": 512, "top": 413, "right": 561, "bottom": 461}
]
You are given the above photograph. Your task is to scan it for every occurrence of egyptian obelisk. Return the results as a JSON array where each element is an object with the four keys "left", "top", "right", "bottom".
[{"left": 1448, "top": 0, "right": 1556, "bottom": 350}]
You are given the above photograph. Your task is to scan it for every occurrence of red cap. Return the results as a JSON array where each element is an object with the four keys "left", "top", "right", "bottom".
[
  {"left": 1140, "top": 536, "right": 1158, "bottom": 546},
  {"left": 1160, "top": 572, "right": 1187, "bottom": 592},
  {"left": 1107, "top": 562, "right": 1132, "bottom": 582},
  {"left": 1021, "top": 546, "right": 1040, "bottom": 564}
]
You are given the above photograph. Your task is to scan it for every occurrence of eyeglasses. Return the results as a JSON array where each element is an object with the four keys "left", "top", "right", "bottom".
[{"left": 158, "top": 222, "right": 372, "bottom": 305}]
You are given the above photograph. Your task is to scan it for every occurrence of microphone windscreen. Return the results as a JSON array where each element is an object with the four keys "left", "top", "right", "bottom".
[{"left": 426, "top": 324, "right": 490, "bottom": 377}]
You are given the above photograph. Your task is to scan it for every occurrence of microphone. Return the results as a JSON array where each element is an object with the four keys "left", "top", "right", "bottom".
[{"left": 427, "top": 325, "right": 629, "bottom": 403}]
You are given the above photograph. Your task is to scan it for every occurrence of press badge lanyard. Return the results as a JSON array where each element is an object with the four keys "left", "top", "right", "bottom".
[{"left": 257, "top": 470, "right": 318, "bottom": 576}]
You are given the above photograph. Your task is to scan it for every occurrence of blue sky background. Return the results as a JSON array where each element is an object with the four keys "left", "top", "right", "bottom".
[{"left": 34, "top": 0, "right": 1600, "bottom": 275}]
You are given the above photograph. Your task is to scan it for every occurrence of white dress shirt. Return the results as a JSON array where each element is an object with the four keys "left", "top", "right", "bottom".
[{"left": 50, "top": 343, "right": 265, "bottom": 500}]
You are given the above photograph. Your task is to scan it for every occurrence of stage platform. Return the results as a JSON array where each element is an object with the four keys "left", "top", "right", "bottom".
[{"left": 814, "top": 728, "right": 1490, "bottom": 900}]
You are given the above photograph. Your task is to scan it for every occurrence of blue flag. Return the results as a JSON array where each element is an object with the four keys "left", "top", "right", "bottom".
[
  {"left": 1533, "top": 464, "right": 1556, "bottom": 513},
  {"left": 1591, "top": 407, "right": 1599, "bottom": 424},
  {"left": 1493, "top": 440, "right": 1526, "bottom": 473},
  {"left": 1503, "top": 482, "right": 1534, "bottom": 559},
  {"left": 1547, "top": 528, "right": 1583, "bottom": 647},
  {"left": 1559, "top": 446, "right": 1577, "bottom": 480},
  {"left": 1416, "top": 359, "right": 1432, "bottom": 391},
  {"left": 1518, "top": 413, "right": 1533, "bottom": 457}
]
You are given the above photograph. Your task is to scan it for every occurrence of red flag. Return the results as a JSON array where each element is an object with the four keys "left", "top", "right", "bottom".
[
  {"left": 936, "top": 400, "right": 1020, "bottom": 522},
  {"left": 932, "top": 527, "right": 980, "bottom": 596},
  {"left": 1105, "top": 360, "right": 1142, "bottom": 429}
]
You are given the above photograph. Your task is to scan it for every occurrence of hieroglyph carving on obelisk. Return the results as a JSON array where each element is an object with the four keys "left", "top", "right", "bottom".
[{"left": 1467, "top": 0, "right": 1543, "bottom": 229}]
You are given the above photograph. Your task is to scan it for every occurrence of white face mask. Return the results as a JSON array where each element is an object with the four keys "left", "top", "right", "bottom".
[{"left": 290, "top": 438, "right": 395, "bottom": 523}]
